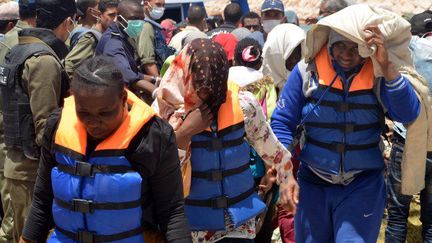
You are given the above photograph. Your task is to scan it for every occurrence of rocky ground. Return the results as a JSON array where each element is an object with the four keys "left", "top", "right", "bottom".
[{"left": 204, "top": 0, "right": 432, "bottom": 22}]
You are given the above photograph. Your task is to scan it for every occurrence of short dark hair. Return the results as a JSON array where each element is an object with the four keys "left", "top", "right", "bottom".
[
  {"left": 321, "top": 0, "right": 348, "bottom": 14},
  {"left": 73, "top": 56, "right": 125, "bottom": 96},
  {"left": 188, "top": 5, "right": 206, "bottom": 26},
  {"left": 118, "top": 0, "right": 142, "bottom": 18},
  {"left": 0, "top": 20, "right": 18, "bottom": 33},
  {"left": 99, "top": 0, "right": 119, "bottom": 13},
  {"left": 241, "top": 11, "right": 260, "bottom": 26},
  {"left": 77, "top": 0, "right": 98, "bottom": 17},
  {"left": 19, "top": 0, "right": 37, "bottom": 20},
  {"left": 234, "top": 37, "right": 262, "bottom": 69},
  {"left": 224, "top": 3, "right": 242, "bottom": 24}
]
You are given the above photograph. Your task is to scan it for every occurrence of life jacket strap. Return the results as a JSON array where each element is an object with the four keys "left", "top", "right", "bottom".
[
  {"left": 55, "top": 225, "right": 145, "bottom": 243},
  {"left": 185, "top": 187, "right": 255, "bottom": 209},
  {"left": 57, "top": 161, "right": 133, "bottom": 177},
  {"left": 306, "top": 136, "right": 380, "bottom": 153},
  {"left": 307, "top": 98, "right": 379, "bottom": 112},
  {"left": 305, "top": 122, "right": 381, "bottom": 133},
  {"left": 54, "top": 197, "right": 147, "bottom": 213},
  {"left": 190, "top": 136, "right": 245, "bottom": 151},
  {"left": 192, "top": 163, "right": 250, "bottom": 181}
]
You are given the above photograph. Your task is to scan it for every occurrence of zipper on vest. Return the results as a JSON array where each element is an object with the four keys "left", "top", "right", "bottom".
[{"left": 340, "top": 74, "right": 356, "bottom": 179}]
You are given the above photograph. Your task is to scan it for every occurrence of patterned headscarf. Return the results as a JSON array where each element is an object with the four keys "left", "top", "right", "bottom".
[{"left": 157, "top": 38, "right": 229, "bottom": 129}]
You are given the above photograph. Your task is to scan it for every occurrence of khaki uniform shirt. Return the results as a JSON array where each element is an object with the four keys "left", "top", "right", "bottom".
[
  {"left": 65, "top": 31, "right": 99, "bottom": 80},
  {"left": 137, "top": 22, "right": 156, "bottom": 65}
]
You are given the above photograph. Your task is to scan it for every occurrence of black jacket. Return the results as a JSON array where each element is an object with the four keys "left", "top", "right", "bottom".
[{"left": 22, "top": 109, "right": 192, "bottom": 243}]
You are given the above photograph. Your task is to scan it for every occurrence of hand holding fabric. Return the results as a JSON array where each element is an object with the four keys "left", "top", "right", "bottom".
[{"left": 364, "top": 25, "right": 400, "bottom": 81}]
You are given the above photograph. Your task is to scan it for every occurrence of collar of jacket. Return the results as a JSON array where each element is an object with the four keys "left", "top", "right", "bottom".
[
  {"left": 108, "top": 22, "right": 137, "bottom": 51},
  {"left": 15, "top": 20, "right": 32, "bottom": 30},
  {"left": 18, "top": 28, "right": 69, "bottom": 60},
  {"left": 144, "top": 17, "right": 163, "bottom": 30},
  {"left": 109, "top": 22, "right": 125, "bottom": 37}
]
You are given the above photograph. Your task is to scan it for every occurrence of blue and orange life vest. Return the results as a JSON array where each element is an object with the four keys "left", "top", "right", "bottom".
[
  {"left": 300, "top": 46, "right": 385, "bottom": 175},
  {"left": 49, "top": 91, "right": 155, "bottom": 243},
  {"left": 184, "top": 81, "right": 266, "bottom": 231}
]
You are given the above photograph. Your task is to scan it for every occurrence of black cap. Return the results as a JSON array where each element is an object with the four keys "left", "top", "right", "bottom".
[
  {"left": 410, "top": 10, "right": 432, "bottom": 36},
  {"left": 36, "top": 0, "right": 77, "bottom": 29}
]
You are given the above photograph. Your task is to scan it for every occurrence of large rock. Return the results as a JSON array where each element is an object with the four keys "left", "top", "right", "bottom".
[{"left": 204, "top": 0, "right": 432, "bottom": 21}]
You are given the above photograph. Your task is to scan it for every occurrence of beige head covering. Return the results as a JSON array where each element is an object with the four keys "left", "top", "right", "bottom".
[
  {"left": 261, "top": 23, "right": 306, "bottom": 90},
  {"left": 0, "top": 1, "right": 19, "bottom": 21},
  {"left": 305, "top": 4, "right": 413, "bottom": 77}
]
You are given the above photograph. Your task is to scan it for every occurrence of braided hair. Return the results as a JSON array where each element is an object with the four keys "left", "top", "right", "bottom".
[{"left": 72, "top": 56, "right": 125, "bottom": 97}]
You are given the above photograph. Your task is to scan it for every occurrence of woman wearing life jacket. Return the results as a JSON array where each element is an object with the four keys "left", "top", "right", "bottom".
[
  {"left": 271, "top": 25, "right": 421, "bottom": 242},
  {"left": 229, "top": 37, "right": 279, "bottom": 242},
  {"left": 155, "top": 38, "right": 298, "bottom": 243},
  {"left": 20, "top": 56, "right": 192, "bottom": 243}
]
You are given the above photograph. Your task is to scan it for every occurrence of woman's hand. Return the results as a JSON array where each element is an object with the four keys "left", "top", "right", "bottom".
[
  {"left": 278, "top": 175, "right": 299, "bottom": 215},
  {"left": 175, "top": 104, "right": 213, "bottom": 150},
  {"left": 364, "top": 25, "right": 399, "bottom": 81},
  {"left": 259, "top": 167, "right": 277, "bottom": 193}
]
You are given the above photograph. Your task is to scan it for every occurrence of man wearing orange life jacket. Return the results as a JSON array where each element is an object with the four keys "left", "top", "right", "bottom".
[
  {"left": 271, "top": 26, "right": 421, "bottom": 242},
  {"left": 20, "top": 56, "right": 191, "bottom": 243}
]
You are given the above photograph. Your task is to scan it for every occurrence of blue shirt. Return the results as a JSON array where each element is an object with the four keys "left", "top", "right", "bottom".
[{"left": 95, "top": 23, "right": 144, "bottom": 85}]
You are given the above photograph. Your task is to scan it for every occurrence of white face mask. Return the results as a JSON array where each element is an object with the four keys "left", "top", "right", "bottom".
[
  {"left": 148, "top": 2, "right": 165, "bottom": 20},
  {"left": 262, "top": 19, "right": 280, "bottom": 34}
]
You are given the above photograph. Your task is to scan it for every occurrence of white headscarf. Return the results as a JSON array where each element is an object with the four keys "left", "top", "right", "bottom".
[{"left": 261, "top": 23, "right": 306, "bottom": 91}]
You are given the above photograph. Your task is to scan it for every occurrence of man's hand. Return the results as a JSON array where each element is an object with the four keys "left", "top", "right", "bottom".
[
  {"left": 132, "top": 80, "right": 157, "bottom": 95},
  {"left": 305, "top": 16, "right": 319, "bottom": 25},
  {"left": 364, "top": 25, "right": 399, "bottom": 81},
  {"left": 278, "top": 175, "right": 299, "bottom": 215}
]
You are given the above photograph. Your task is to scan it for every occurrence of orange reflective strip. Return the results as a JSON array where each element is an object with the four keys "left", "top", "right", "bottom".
[
  {"left": 205, "top": 81, "right": 245, "bottom": 132},
  {"left": 55, "top": 90, "right": 156, "bottom": 154},
  {"left": 96, "top": 90, "right": 156, "bottom": 151},
  {"left": 54, "top": 96, "right": 87, "bottom": 155},
  {"left": 315, "top": 46, "right": 375, "bottom": 92}
]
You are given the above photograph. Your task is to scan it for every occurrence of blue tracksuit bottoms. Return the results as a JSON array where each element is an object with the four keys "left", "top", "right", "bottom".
[{"left": 295, "top": 167, "right": 386, "bottom": 243}]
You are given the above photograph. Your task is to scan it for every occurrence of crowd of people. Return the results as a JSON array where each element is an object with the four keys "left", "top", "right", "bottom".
[{"left": 0, "top": 0, "right": 431, "bottom": 242}]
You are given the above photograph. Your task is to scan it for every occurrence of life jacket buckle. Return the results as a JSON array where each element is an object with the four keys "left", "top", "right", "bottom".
[
  {"left": 78, "top": 230, "right": 96, "bottom": 243},
  {"left": 72, "top": 199, "right": 94, "bottom": 213},
  {"left": 333, "top": 143, "right": 346, "bottom": 153},
  {"left": 344, "top": 124, "right": 355, "bottom": 133},
  {"left": 75, "top": 161, "right": 93, "bottom": 177},
  {"left": 210, "top": 138, "right": 223, "bottom": 151},
  {"left": 209, "top": 171, "right": 223, "bottom": 181},
  {"left": 337, "top": 103, "right": 350, "bottom": 112},
  {"left": 211, "top": 196, "right": 228, "bottom": 209}
]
